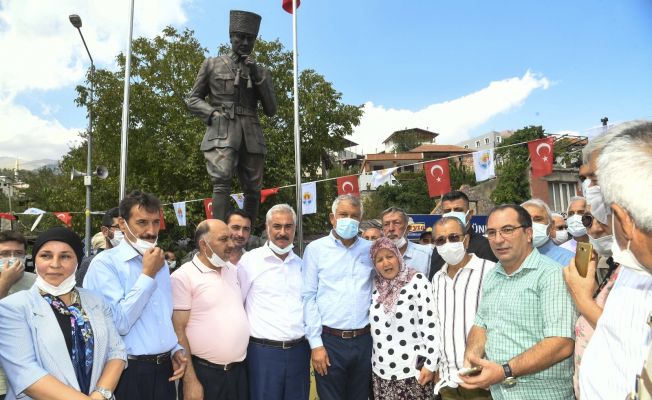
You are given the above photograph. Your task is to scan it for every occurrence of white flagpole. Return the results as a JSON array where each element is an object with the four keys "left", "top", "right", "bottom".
[
  {"left": 291, "top": 0, "right": 303, "bottom": 255},
  {"left": 119, "top": 0, "right": 135, "bottom": 201}
]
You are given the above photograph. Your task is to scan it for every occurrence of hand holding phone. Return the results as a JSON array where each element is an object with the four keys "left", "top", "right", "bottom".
[
  {"left": 574, "top": 242, "right": 593, "bottom": 278},
  {"left": 458, "top": 366, "right": 483, "bottom": 377}
]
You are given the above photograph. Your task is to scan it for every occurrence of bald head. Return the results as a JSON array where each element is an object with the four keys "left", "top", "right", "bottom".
[{"left": 195, "top": 219, "right": 233, "bottom": 264}]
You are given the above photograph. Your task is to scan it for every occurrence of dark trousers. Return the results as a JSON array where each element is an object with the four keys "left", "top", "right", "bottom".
[
  {"left": 247, "top": 340, "right": 311, "bottom": 400},
  {"left": 204, "top": 146, "right": 264, "bottom": 222},
  {"left": 178, "top": 356, "right": 248, "bottom": 400},
  {"left": 315, "top": 332, "right": 372, "bottom": 400},
  {"left": 114, "top": 359, "right": 176, "bottom": 400}
]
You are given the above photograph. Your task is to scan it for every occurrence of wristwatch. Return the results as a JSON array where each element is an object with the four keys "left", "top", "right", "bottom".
[
  {"left": 93, "top": 387, "right": 114, "bottom": 400},
  {"left": 502, "top": 363, "right": 517, "bottom": 387}
]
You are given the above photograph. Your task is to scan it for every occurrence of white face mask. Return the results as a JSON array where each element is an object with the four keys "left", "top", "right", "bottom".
[
  {"left": 167, "top": 261, "right": 177, "bottom": 269},
  {"left": 0, "top": 256, "right": 25, "bottom": 271},
  {"left": 124, "top": 222, "right": 157, "bottom": 255},
  {"left": 109, "top": 230, "right": 124, "bottom": 247},
  {"left": 566, "top": 214, "right": 587, "bottom": 237},
  {"left": 588, "top": 233, "right": 613, "bottom": 258},
  {"left": 268, "top": 240, "right": 294, "bottom": 255},
  {"left": 390, "top": 224, "right": 408, "bottom": 249},
  {"left": 204, "top": 240, "right": 228, "bottom": 268},
  {"left": 531, "top": 223, "right": 550, "bottom": 248},
  {"left": 586, "top": 185, "right": 611, "bottom": 225},
  {"left": 554, "top": 229, "right": 570, "bottom": 244},
  {"left": 35, "top": 264, "right": 78, "bottom": 296},
  {"left": 581, "top": 179, "right": 591, "bottom": 197},
  {"left": 436, "top": 241, "right": 467, "bottom": 266},
  {"left": 610, "top": 217, "right": 650, "bottom": 275},
  {"left": 443, "top": 210, "right": 469, "bottom": 227}
]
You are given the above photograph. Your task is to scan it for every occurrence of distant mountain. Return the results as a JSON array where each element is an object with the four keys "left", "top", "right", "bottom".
[{"left": 0, "top": 157, "right": 58, "bottom": 171}]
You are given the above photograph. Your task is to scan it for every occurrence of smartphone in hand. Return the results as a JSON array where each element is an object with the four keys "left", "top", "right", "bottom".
[
  {"left": 575, "top": 242, "right": 593, "bottom": 278},
  {"left": 458, "top": 366, "right": 483, "bottom": 377}
]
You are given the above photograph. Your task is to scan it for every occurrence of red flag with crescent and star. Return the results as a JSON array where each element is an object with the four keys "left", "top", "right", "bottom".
[
  {"left": 336, "top": 176, "right": 360, "bottom": 197},
  {"left": 203, "top": 198, "right": 214, "bottom": 219},
  {"left": 282, "top": 0, "right": 300, "bottom": 13},
  {"left": 261, "top": 187, "right": 280, "bottom": 203},
  {"left": 528, "top": 137, "right": 554, "bottom": 177},
  {"left": 54, "top": 212, "right": 72, "bottom": 227},
  {"left": 424, "top": 159, "right": 451, "bottom": 198}
]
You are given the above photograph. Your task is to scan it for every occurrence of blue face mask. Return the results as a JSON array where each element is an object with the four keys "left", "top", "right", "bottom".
[
  {"left": 334, "top": 217, "right": 360, "bottom": 240},
  {"left": 443, "top": 210, "right": 469, "bottom": 226}
]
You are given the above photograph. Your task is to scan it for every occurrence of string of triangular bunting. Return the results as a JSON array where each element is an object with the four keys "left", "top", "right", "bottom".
[{"left": 2, "top": 136, "right": 557, "bottom": 228}]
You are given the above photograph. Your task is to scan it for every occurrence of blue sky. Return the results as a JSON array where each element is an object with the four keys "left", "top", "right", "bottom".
[{"left": 1, "top": 0, "right": 651, "bottom": 161}]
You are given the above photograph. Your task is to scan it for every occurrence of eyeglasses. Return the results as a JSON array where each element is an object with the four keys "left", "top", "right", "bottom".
[
  {"left": 0, "top": 250, "right": 26, "bottom": 258},
  {"left": 486, "top": 225, "right": 525, "bottom": 240},
  {"left": 433, "top": 233, "right": 465, "bottom": 246},
  {"left": 581, "top": 214, "right": 594, "bottom": 228}
]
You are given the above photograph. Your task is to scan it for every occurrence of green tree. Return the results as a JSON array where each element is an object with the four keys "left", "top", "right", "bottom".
[
  {"left": 21, "top": 27, "right": 362, "bottom": 238},
  {"left": 391, "top": 130, "right": 425, "bottom": 153},
  {"left": 363, "top": 171, "right": 434, "bottom": 219},
  {"left": 490, "top": 125, "right": 546, "bottom": 204}
]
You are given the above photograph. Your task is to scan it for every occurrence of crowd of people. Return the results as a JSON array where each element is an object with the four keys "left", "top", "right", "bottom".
[{"left": 0, "top": 120, "right": 650, "bottom": 400}]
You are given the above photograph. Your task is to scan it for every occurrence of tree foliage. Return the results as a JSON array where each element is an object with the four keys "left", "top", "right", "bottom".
[
  {"left": 490, "top": 125, "right": 546, "bottom": 204},
  {"left": 19, "top": 27, "right": 362, "bottom": 239}
]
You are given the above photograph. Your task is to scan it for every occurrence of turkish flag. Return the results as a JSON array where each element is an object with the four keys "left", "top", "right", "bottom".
[
  {"left": 424, "top": 159, "right": 451, "bottom": 198},
  {"left": 336, "top": 176, "right": 360, "bottom": 197},
  {"left": 54, "top": 212, "right": 72, "bottom": 227},
  {"left": 261, "top": 187, "right": 280, "bottom": 203},
  {"left": 203, "top": 198, "right": 214, "bottom": 219},
  {"left": 159, "top": 208, "right": 166, "bottom": 230},
  {"left": 0, "top": 213, "right": 16, "bottom": 220},
  {"left": 282, "top": 0, "right": 300, "bottom": 13},
  {"left": 528, "top": 137, "right": 554, "bottom": 177}
]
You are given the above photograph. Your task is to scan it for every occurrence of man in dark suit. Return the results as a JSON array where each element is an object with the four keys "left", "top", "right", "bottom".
[
  {"left": 428, "top": 191, "right": 498, "bottom": 280},
  {"left": 186, "top": 10, "right": 277, "bottom": 223}
]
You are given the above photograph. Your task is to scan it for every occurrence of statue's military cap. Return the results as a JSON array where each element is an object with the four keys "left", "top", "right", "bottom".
[{"left": 229, "top": 10, "right": 261, "bottom": 37}]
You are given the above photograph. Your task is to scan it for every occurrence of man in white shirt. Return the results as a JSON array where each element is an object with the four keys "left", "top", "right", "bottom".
[
  {"left": 239, "top": 204, "right": 309, "bottom": 400},
  {"left": 579, "top": 120, "right": 652, "bottom": 399},
  {"left": 431, "top": 216, "right": 495, "bottom": 399},
  {"left": 381, "top": 207, "right": 432, "bottom": 276}
]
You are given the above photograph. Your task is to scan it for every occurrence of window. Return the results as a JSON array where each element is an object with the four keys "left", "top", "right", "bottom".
[
  {"left": 548, "top": 182, "right": 574, "bottom": 213},
  {"left": 475, "top": 141, "right": 480, "bottom": 148},
  {"left": 496, "top": 136, "right": 502, "bottom": 144},
  {"left": 484, "top": 137, "right": 490, "bottom": 145}
]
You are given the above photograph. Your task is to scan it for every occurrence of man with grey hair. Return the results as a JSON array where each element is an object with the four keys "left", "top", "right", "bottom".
[
  {"left": 430, "top": 216, "right": 495, "bottom": 398},
  {"left": 521, "top": 198, "right": 574, "bottom": 265},
  {"left": 381, "top": 207, "right": 432, "bottom": 276},
  {"left": 238, "top": 204, "right": 309, "bottom": 400},
  {"left": 563, "top": 196, "right": 589, "bottom": 253},
  {"left": 578, "top": 121, "right": 652, "bottom": 399},
  {"left": 302, "top": 194, "right": 374, "bottom": 399}
]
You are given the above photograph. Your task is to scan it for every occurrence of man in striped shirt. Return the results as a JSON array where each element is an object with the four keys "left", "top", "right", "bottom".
[
  {"left": 431, "top": 216, "right": 495, "bottom": 399},
  {"left": 460, "top": 204, "right": 576, "bottom": 400}
]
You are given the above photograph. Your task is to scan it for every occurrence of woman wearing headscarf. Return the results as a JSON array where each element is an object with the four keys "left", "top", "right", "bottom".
[
  {"left": 369, "top": 237, "right": 440, "bottom": 400},
  {"left": 0, "top": 227, "right": 126, "bottom": 400}
]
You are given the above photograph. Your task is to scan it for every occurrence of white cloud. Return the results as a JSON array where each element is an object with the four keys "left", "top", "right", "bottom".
[
  {"left": 0, "top": 99, "right": 82, "bottom": 160},
  {"left": 349, "top": 70, "right": 551, "bottom": 153},
  {"left": 0, "top": 0, "right": 187, "bottom": 160}
]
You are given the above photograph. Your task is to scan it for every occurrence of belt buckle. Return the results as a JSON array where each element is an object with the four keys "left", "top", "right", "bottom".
[
  {"left": 341, "top": 330, "right": 354, "bottom": 339},
  {"left": 155, "top": 354, "right": 166, "bottom": 365},
  {"left": 282, "top": 341, "right": 290, "bottom": 350},
  {"left": 223, "top": 363, "right": 232, "bottom": 371}
]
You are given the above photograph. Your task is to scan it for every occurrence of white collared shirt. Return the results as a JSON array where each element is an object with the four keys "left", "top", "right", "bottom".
[
  {"left": 238, "top": 244, "right": 305, "bottom": 341},
  {"left": 431, "top": 254, "right": 495, "bottom": 383},
  {"left": 579, "top": 265, "right": 652, "bottom": 399}
]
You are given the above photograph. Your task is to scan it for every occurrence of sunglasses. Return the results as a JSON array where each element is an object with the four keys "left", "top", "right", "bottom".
[
  {"left": 581, "top": 214, "right": 594, "bottom": 228},
  {"left": 433, "top": 233, "right": 465, "bottom": 246}
]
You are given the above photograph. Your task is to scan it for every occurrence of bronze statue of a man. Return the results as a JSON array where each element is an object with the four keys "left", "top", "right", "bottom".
[{"left": 186, "top": 10, "right": 277, "bottom": 223}]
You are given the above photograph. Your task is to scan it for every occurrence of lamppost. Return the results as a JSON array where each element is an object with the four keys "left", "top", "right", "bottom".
[{"left": 69, "top": 14, "right": 94, "bottom": 257}]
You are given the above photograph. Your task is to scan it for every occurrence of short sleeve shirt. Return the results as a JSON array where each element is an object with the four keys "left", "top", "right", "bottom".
[{"left": 474, "top": 248, "right": 576, "bottom": 399}]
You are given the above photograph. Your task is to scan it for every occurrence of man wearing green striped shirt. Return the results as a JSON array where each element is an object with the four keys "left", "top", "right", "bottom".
[{"left": 460, "top": 204, "right": 576, "bottom": 399}]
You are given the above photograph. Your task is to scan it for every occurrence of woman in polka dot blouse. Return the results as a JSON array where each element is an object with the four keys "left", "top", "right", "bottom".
[{"left": 369, "top": 237, "right": 440, "bottom": 400}]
